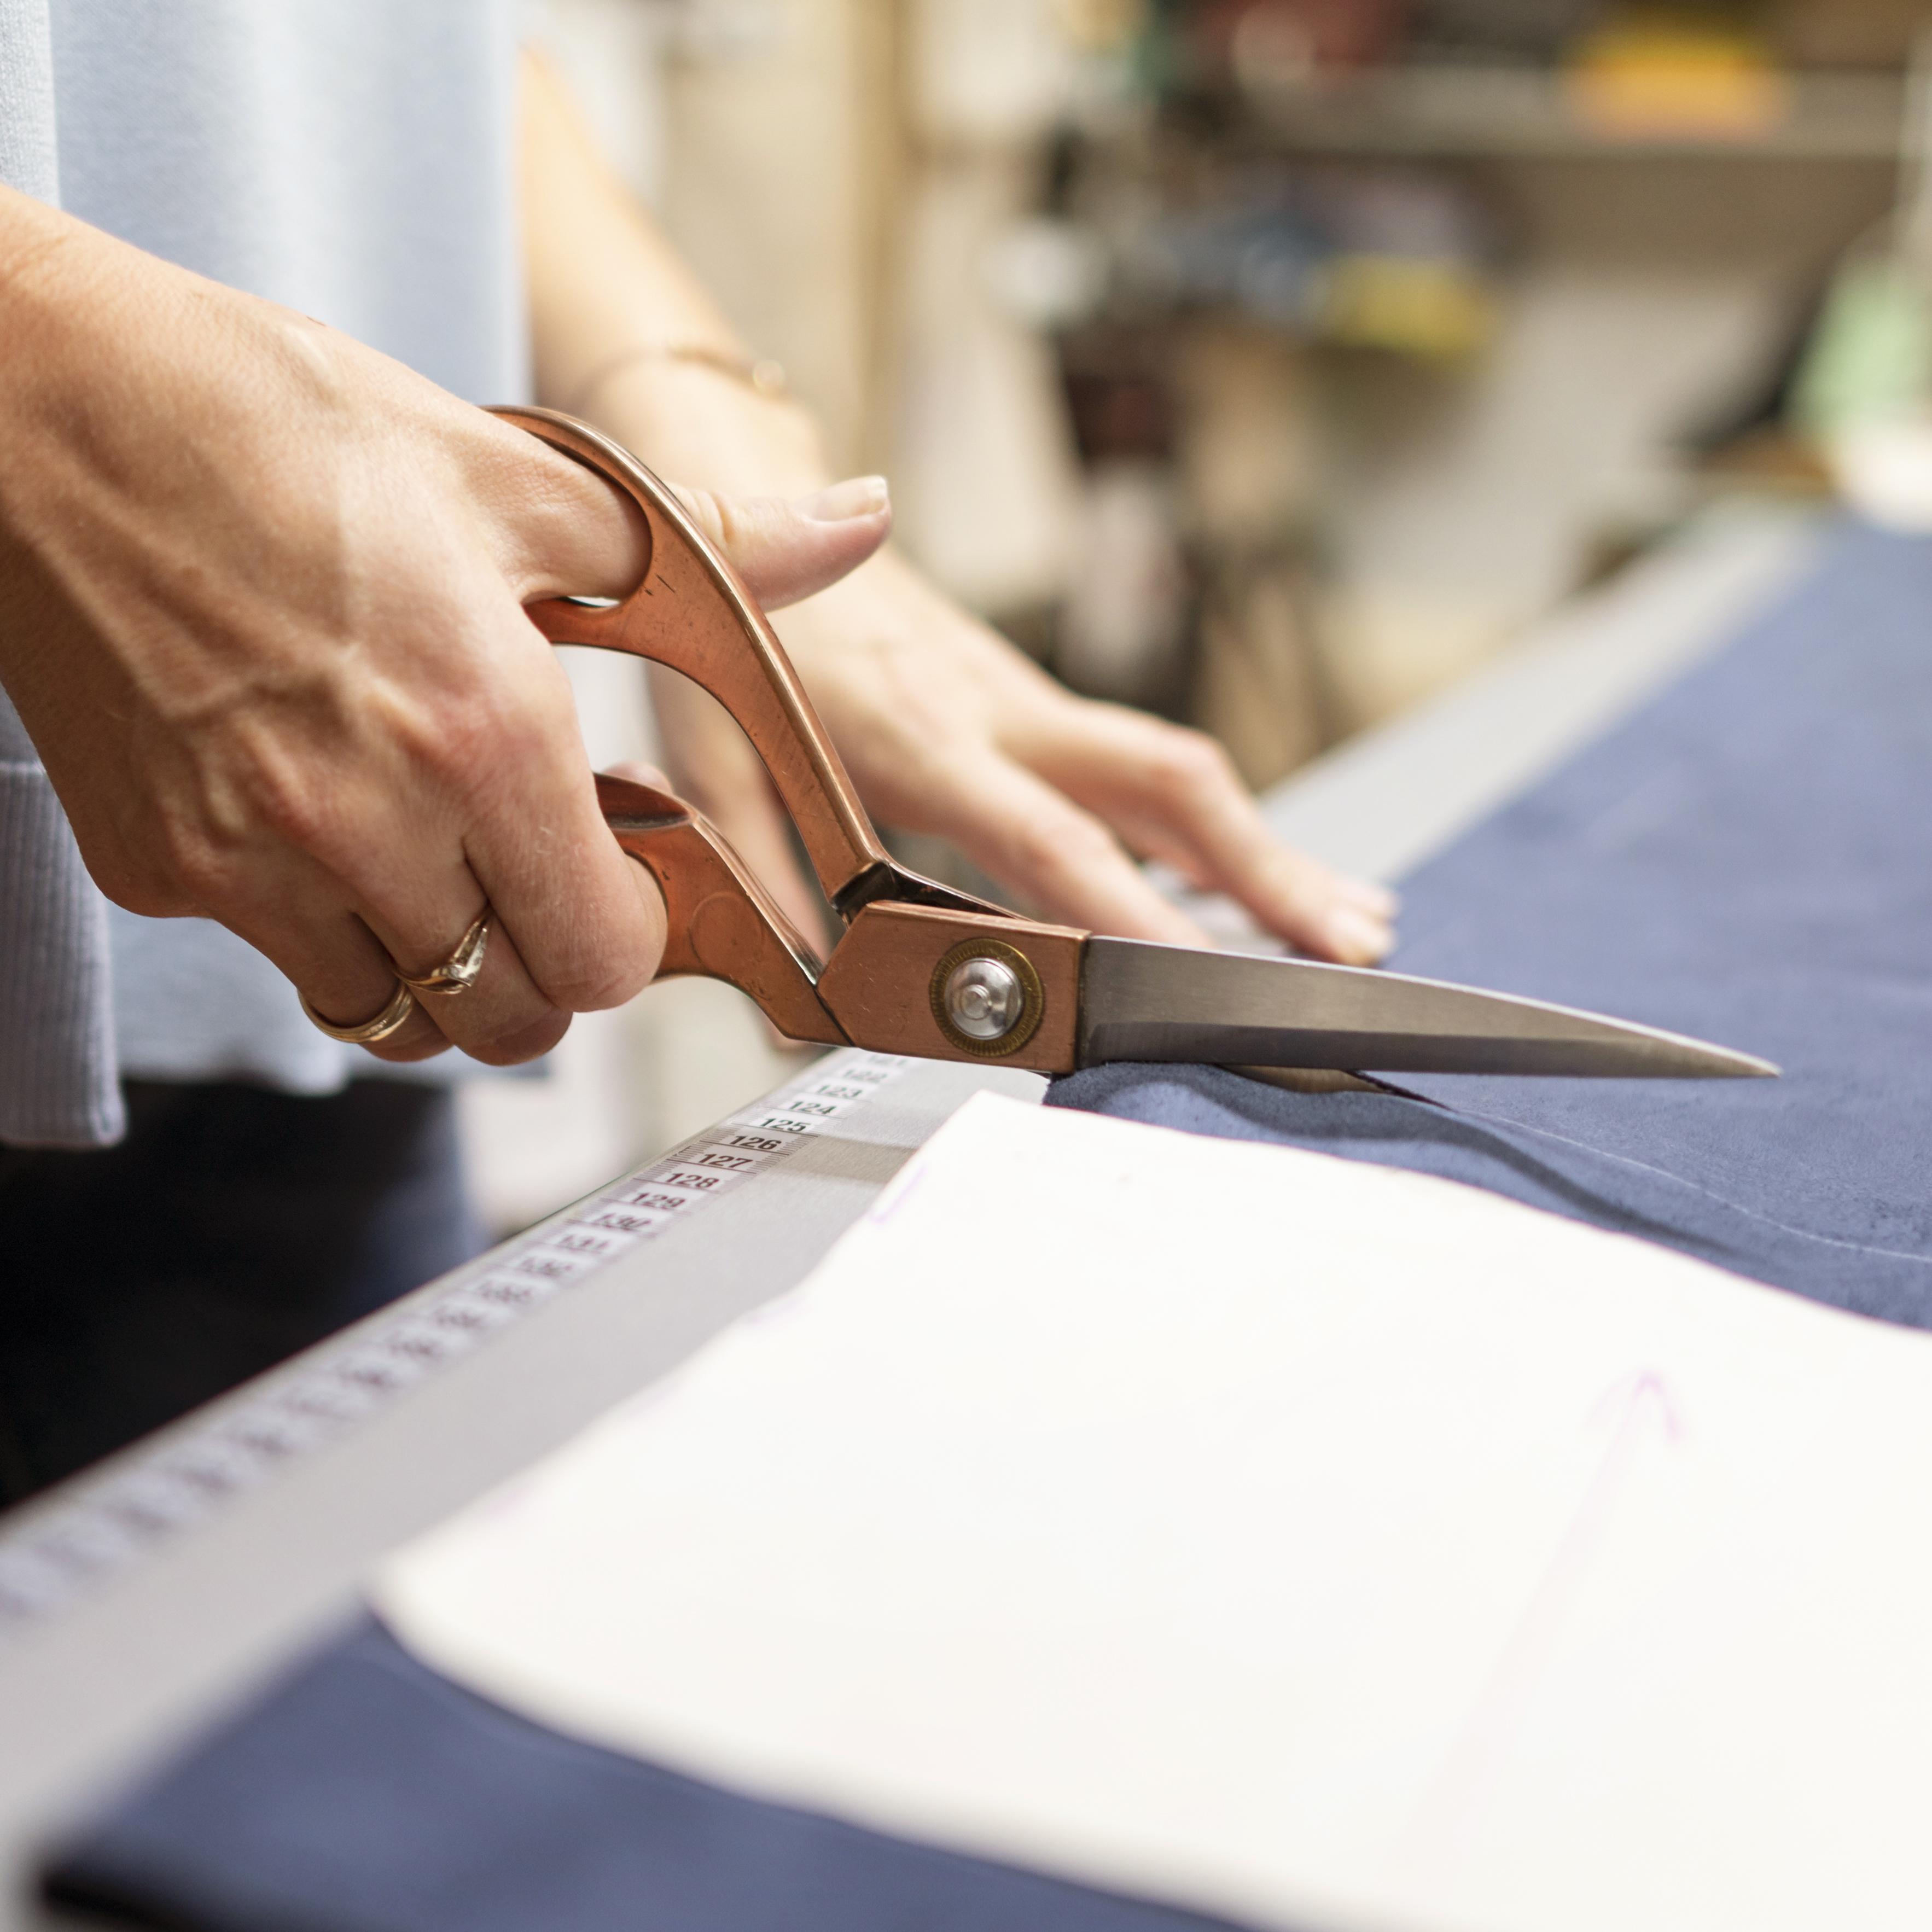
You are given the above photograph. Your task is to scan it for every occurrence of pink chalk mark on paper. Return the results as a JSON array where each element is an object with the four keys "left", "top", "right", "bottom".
[{"left": 1400, "top": 1368, "right": 1685, "bottom": 1873}]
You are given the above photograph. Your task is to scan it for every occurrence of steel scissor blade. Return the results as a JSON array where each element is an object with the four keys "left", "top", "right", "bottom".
[{"left": 1078, "top": 937, "right": 1777, "bottom": 1079}]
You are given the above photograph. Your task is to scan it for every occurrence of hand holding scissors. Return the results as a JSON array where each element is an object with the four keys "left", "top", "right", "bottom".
[{"left": 503, "top": 408, "right": 1773, "bottom": 1085}]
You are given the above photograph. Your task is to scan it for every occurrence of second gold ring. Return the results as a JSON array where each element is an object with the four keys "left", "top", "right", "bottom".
[
  {"left": 300, "top": 982, "right": 418, "bottom": 1045},
  {"left": 396, "top": 907, "right": 492, "bottom": 997}
]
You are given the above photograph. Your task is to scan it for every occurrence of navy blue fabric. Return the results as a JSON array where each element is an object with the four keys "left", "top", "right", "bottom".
[
  {"left": 44, "top": 525, "right": 1932, "bottom": 1930},
  {"left": 1054, "top": 525, "right": 1932, "bottom": 1327},
  {"left": 43, "top": 1618, "right": 1245, "bottom": 1932}
]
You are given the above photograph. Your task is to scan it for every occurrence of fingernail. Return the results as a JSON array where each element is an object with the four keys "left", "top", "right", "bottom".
[
  {"left": 796, "top": 475, "right": 890, "bottom": 522},
  {"left": 1327, "top": 906, "right": 1392, "bottom": 962},
  {"left": 1347, "top": 880, "right": 1400, "bottom": 918}
]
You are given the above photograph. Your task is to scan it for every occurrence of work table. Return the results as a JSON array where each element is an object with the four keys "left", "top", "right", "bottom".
[{"left": 0, "top": 502, "right": 1817, "bottom": 1932}]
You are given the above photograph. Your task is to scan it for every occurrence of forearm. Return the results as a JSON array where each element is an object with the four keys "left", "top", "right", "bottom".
[
  {"left": 0, "top": 189, "right": 75, "bottom": 693},
  {"left": 0, "top": 188, "right": 149, "bottom": 694},
  {"left": 520, "top": 50, "right": 830, "bottom": 498},
  {"left": 516, "top": 51, "right": 1395, "bottom": 961},
  {"left": 520, "top": 44, "right": 852, "bottom": 918}
]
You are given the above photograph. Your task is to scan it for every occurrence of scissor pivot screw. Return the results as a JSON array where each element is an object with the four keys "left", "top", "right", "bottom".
[
  {"left": 946, "top": 956, "right": 1022, "bottom": 1039},
  {"left": 930, "top": 939, "right": 1046, "bottom": 1058}
]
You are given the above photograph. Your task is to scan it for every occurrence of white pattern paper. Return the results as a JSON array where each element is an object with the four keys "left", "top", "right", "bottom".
[{"left": 377, "top": 1092, "right": 1932, "bottom": 1932}]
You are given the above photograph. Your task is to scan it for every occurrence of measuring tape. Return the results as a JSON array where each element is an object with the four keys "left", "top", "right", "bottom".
[{"left": 0, "top": 1049, "right": 909, "bottom": 1645}]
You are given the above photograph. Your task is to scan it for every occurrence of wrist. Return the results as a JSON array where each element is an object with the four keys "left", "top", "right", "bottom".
[
  {"left": 0, "top": 195, "right": 105, "bottom": 688},
  {"left": 0, "top": 194, "right": 90, "bottom": 463},
  {"left": 565, "top": 341, "right": 789, "bottom": 418},
  {"left": 575, "top": 356, "right": 834, "bottom": 500}
]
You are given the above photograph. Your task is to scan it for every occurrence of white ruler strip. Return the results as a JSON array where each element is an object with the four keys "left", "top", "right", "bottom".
[{"left": 0, "top": 1049, "right": 910, "bottom": 1644}]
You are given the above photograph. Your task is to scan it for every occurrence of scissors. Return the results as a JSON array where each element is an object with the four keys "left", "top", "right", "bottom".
[{"left": 497, "top": 407, "right": 1774, "bottom": 1084}]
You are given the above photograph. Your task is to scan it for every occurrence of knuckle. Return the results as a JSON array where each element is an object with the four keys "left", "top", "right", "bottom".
[
  {"left": 239, "top": 753, "right": 332, "bottom": 853},
  {"left": 677, "top": 486, "right": 728, "bottom": 551},
  {"left": 427, "top": 667, "right": 579, "bottom": 799},
  {"left": 266, "top": 307, "right": 356, "bottom": 409},
  {"left": 526, "top": 878, "right": 665, "bottom": 1015},
  {"left": 151, "top": 811, "right": 238, "bottom": 908},
  {"left": 1148, "top": 728, "right": 1235, "bottom": 809},
  {"left": 362, "top": 1030, "right": 450, "bottom": 1065},
  {"left": 1013, "top": 811, "right": 1114, "bottom": 882},
  {"left": 539, "top": 953, "right": 649, "bottom": 1015},
  {"left": 372, "top": 610, "right": 574, "bottom": 761},
  {"left": 462, "top": 1009, "right": 571, "bottom": 1067},
  {"left": 159, "top": 737, "right": 336, "bottom": 895}
]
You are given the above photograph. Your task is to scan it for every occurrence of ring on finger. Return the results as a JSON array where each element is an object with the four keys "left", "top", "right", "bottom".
[
  {"left": 395, "top": 906, "right": 492, "bottom": 997},
  {"left": 300, "top": 982, "right": 418, "bottom": 1045}
]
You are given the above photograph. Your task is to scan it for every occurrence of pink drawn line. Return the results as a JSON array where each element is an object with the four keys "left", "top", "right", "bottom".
[{"left": 1399, "top": 1368, "right": 1685, "bottom": 1875}]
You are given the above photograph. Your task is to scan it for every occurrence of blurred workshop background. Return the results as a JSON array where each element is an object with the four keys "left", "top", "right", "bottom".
[{"left": 467, "top": 0, "right": 1932, "bottom": 1233}]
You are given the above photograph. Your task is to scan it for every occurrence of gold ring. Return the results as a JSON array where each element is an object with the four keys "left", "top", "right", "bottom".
[
  {"left": 300, "top": 982, "right": 418, "bottom": 1045},
  {"left": 396, "top": 907, "right": 492, "bottom": 997}
]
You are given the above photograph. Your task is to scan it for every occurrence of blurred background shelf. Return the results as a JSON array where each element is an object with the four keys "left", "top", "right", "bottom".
[
  {"left": 480, "top": 0, "right": 1932, "bottom": 1238},
  {"left": 1226, "top": 63, "right": 1907, "bottom": 159}
]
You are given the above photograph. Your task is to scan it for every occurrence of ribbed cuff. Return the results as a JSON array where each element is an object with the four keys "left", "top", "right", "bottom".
[{"left": 0, "top": 757, "right": 124, "bottom": 1147}]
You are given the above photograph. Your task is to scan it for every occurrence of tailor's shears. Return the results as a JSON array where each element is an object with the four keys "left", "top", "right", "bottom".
[{"left": 497, "top": 407, "right": 1775, "bottom": 1084}]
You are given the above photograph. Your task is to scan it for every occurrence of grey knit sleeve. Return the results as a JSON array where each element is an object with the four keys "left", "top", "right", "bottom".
[
  {"left": 0, "top": 697, "right": 123, "bottom": 1146},
  {"left": 0, "top": 0, "right": 125, "bottom": 1147}
]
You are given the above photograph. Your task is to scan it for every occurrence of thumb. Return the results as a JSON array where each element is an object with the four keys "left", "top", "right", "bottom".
[{"left": 670, "top": 476, "right": 892, "bottom": 610}]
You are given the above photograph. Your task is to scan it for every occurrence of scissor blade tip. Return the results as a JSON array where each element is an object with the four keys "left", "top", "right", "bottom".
[
  {"left": 1078, "top": 938, "right": 1784, "bottom": 1081},
  {"left": 1652, "top": 1043, "right": 1778, "bottom": 1079}
]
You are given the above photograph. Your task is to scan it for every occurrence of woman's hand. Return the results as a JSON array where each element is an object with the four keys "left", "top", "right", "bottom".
[
  {"left": 0, "top": 189, "right": 889, "bottom": 1065},
  {"left": 519, "top": 48, "right": 1393, "bottom": 967},
  {"left": 653, "top": 542, "right": 1396, "bottom": 964},
  {"left": 772, "top": 551, "right": 1396, "bottom": 962}
]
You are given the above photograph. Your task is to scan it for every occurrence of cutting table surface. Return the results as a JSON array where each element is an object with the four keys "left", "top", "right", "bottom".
[{"left": 0, "top": 504, "right": 1818, "bottom": 1931}]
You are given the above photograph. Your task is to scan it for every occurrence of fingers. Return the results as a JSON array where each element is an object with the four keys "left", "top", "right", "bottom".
[
  {"left": 607, "top": 756, "right": 831, "bottom": 959},
  {"left": 603, "top": 757, "right": 672, "bottom": 793},
  {"left": 247, "top": 608, "right": 668, "bottom": 1065},
  {"left": 481, "top": 411, "right": 889, "bottom": 613},
  {"left": 266, "top": 835, "right": 665, "bottom": 1072},
  {"left": 770, "top": 557, "right": 1394, "bottom": 959},
  {"left": 460, "top": 740, "right": 669, "bottom": 1031},
  {"left": 357, "top": 894, "right": 573, "bottom": 1068},
  {"left": 914, "top": 748, "right": 1214, "bottom": 947},
  {"left": 632, "top": 670, "right": 835, "bottom": 955},
  {"left": 669, "top": 478, "right": 891, "bottom": 610},
  {"left": 690, "top": 769, "right": 833, "bottom": 957},
  {"left": 258, "top": 898, "right": 453, "bottom": 1066},
  {"left": 479, "top": 416, "right": 654, "bottom": 602},
  {"left": 1020, "top": 703, "right": 1397, "bottom": 963},
  {"left": 221, "top": 849, "right": 568, "bottom": 1069}
]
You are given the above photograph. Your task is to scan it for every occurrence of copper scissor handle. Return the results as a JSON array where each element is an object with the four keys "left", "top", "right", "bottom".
[
  {"left": 496, "top": 406, "right": 1085, "bottom": 1073},
  {"left": 496, "top": 405, "right": 989, "bottom": 920},
  {"left": 595, "top": 770, "right": 846, "bottom": 1046}
]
